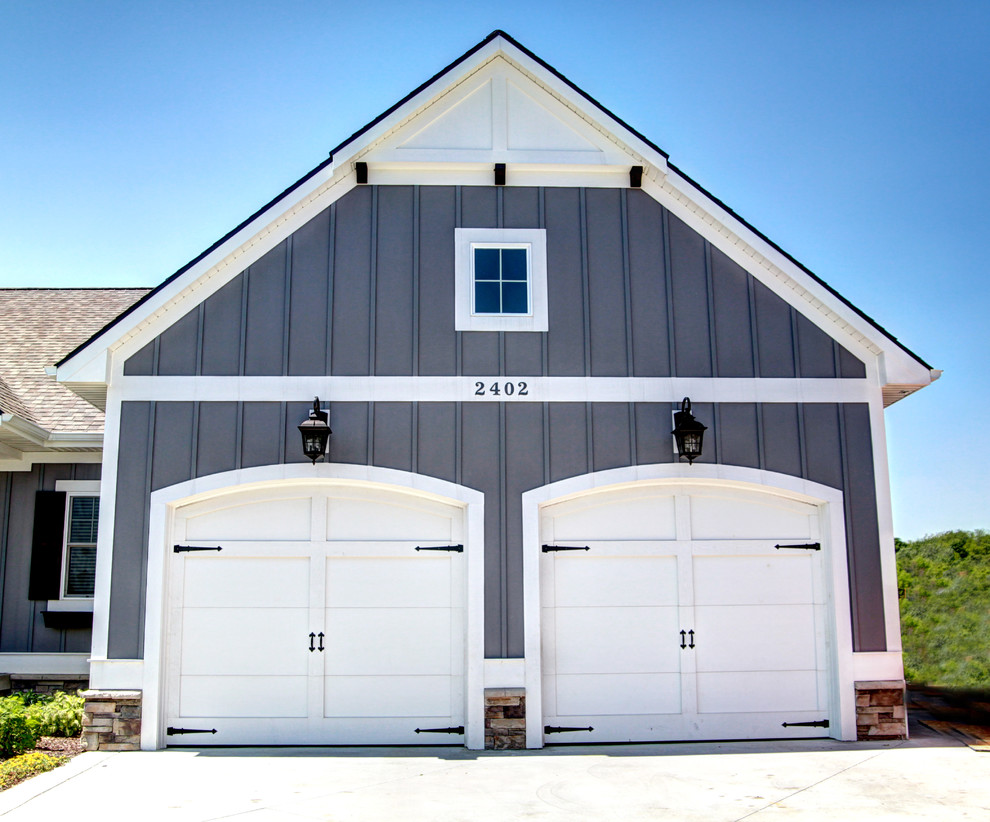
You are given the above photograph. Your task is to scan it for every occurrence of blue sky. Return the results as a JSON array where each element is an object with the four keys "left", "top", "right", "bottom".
[{"left": 2, "top": 1, "right": 987, "bottom": 539}]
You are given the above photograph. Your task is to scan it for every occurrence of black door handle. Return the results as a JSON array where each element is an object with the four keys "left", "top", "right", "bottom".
[
  {"left": 309, "top": 632, "right": 316, "bottom": 652},
  {"left": 318, "top": 632, "right": 325, "bottom": 652}
]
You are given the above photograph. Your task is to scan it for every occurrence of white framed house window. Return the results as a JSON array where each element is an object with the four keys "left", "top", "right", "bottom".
[
  {"left": 55, "top": 480, "right": 99, "bottom": 606},
  {"left": 455, "top": 228, "right": 548, "bottom": 332}
]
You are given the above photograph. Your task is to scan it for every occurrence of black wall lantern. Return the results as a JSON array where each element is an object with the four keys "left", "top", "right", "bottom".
[
  {"left": 298, "top": 397, "right": 332, "bottom": 464},
  {"left": 672, "top": 397, "right": 707, "bottom": 464}
]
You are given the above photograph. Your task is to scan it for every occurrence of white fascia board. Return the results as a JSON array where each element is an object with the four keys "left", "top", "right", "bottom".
[
  {"left": 58, "top": 169, "right": 357, "bottom": 384},
  {"left": 493, "top": 39, "right": 670, "bottom": 173},
  {"left": 0, "top": 414, "right": 103, "bottom": 449},
  {"left": 649, "top": 169, "right": 934, "bottom": 388}
]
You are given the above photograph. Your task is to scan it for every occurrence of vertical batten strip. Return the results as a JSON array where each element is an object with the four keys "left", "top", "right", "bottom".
[
  {"left": 412, "top": 187, "right": 421, "bottom": 377},
  {"left": 661, "top": 208, "right": 676, "bottom": 376},
  {"left": 704, "top": 241, "right": 718, "bottom": 376},
  {"left": 326, "top": 203, "right": 337, "bottom": 375},
  {"left": 238, "top": 266, "right": 250, "bottom": 377},
  {"left": 282, "top": 238, "right": 293, "bottom": 377}
]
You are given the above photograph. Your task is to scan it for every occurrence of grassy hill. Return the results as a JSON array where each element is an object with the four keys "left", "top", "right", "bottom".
[{"left": 896, "top": 530, "right": 990, "bottom": 688}]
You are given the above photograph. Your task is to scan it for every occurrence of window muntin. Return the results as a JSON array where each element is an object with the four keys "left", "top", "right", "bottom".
[
  {"left": 63, "top": 494, "right": 98, "bottom": 598},
  {"left": 454, "top": 228, "right": 547, "bottom": 332},
  {"left": 472, "top": 246, "right": 531, "bottom": 315}
]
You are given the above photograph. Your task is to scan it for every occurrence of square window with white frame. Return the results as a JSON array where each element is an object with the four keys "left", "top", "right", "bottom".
[{"left": 455, "top": 228, "right": 548, "bottom": 332}]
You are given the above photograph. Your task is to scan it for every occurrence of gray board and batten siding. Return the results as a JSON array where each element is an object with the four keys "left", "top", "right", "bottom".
[
  {"left": 0, "top": 464, "right": 100, "bottom": 654},
  {"left": 124, "top": 186, "right": 866, "bottom": 380},
  {"left": 114, "top": 185, "right": 881, "bottom": 661}
]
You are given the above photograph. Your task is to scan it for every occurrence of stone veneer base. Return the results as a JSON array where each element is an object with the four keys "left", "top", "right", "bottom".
[
  {"left": 80, "top": 690, "right": 142, "bottom": 752},
  {"left": 485, "top": 688, "right": 525, "bottom": 749},
  {"left": 856, "top": 680, "right": 908, "bottom": 740}
]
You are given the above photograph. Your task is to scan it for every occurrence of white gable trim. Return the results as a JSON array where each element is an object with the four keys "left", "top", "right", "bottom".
[{"left": 56, "top": 33, "right": 932, "bottom": 395}]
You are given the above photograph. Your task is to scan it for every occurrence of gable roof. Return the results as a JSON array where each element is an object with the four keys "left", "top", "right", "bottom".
[
  {"left": 55, "top": 31, "right": 937, "bottom": 403},
  {"left": 0, "top": 289, "right": 149, "bottom": 461}
]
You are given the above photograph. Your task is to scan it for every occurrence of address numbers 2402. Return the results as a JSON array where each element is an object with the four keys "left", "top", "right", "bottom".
[{"left": 474, "top": 381, "right": 529, "bottom": 397}]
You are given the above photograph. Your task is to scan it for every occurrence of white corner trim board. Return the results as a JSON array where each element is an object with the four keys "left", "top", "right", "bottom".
[
  {"left": 521, "top": 463, "right": 859, "bottom": 748},
  {"left": 140, "top": 463, "right": 486, "bottom": 751}
]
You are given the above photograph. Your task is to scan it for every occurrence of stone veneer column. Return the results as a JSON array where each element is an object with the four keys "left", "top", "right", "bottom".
[
  {"left": 80, "top": 690, "right": 142, "bottom": 751},
  {"left": 485, "top": 688, "right": 525, "bottom": 749},
  {"left": 855, "top": 680, "right": 908, "bottom": 740}
]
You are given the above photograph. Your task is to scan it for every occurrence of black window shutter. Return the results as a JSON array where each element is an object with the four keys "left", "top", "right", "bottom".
[{"left": 28, "top": 491, "right": 66, "bottom": 600}]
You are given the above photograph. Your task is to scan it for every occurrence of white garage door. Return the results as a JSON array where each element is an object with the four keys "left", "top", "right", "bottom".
[
  {"left": 541, "top": 483, "right": 832, "bottom": 743},
  {"left": 165, "top": 484, "right": 466, "bottom": 746}
]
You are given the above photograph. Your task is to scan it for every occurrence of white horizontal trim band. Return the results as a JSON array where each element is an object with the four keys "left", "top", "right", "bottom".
[
  {"left": 114, "top": 376, "right": 875, "bottom": 404},
  {"left": 0, "top": 653, "right": 90, "bottom": 675}
]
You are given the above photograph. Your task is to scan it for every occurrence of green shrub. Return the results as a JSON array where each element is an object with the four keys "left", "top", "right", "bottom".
[
  {"left": 0, "top": 752, "right": 66, "bottom": 789},
  {"left": 32, "top": 692, "right": 84, "bottom": 737},
  {"left": 0, "top": 698, "right": 38, "bottom": 757}
]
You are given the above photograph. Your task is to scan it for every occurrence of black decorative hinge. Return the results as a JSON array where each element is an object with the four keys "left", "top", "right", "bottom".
[
  {"left": 415, "top": 545, "right": 464, "bottom": 553},
  {"left": 775, "top": 543, "right": 821, "bottom": 551},
  {"left": 782, "top": 719, "right": 830, "bottom": 728},
  {"left": 542, "top": 545, "right": 590, "bottom": 553},
  {"left": 545, "top": 725, "right": 594, "bottom": 734},
  {"left": 415, "top": 726, "right": 464, "bottom": 735},
  {"left": 167, "top": 727, "right": 218, "bottom": 736},
  {"left": 173, "top": 545, "right": 223, "bottom": 553}
]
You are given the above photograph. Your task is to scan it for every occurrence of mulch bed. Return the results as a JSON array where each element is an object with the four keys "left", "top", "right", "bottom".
[{"left": 35, "top": 736, "right": 84, "bottom": 759}]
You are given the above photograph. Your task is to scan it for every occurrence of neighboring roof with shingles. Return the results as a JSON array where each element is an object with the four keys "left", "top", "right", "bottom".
[{"left": 0, "top": 289, "right": 150, "bottom": 433}]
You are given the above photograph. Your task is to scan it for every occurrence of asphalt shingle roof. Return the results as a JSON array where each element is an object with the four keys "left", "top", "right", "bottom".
[{"left": 0, "top": 289, "right": 150, "bottom": 433}]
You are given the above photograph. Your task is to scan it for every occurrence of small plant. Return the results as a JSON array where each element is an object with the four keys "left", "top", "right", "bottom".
[
  {"left": 32, "top": 692, "right": 84, "bottom": 738},
  {"left": 0, "top": 697, "right": 38, "bottom": 757},
  {"left": 0, "top": 752, "right": 67, "bottom": 790}
]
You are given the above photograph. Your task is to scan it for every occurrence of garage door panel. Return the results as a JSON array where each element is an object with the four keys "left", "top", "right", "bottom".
[
  {"left": 170, "top": 484, "right": 466, "bottom": 747},
  {"left": 542, "top": 483, "right": 830, "bottom": 744},
  {"left": 327, "top": 497, "right": 454, "bottom": 541},
  {"left": 550, "top": 494, "right": 676, "bottom": 541},
  {"left": 690, "top": 495, "right": 812, "bottom": 541},
  {"left": 179, "top": 675, "right": 309, "bottom": 718},
  {"left": 181, "top": 608, "right": 310, "bottom": 675},
  {"left": 554, "top": 606, "right": 680, "bottom": 674},
  {"left": 327, "top": 557, "right": 451, "bottom": 608},
  {"left": 556, "top": 673, "right": 681, "bottom": 716},
  {"left": 695, "top": 604, "right": 817, "bottom": 672},
  {"left": 326, "top": 608, "right": 452, "bottom": 675},
  {"left": 694, "top": 555, "right": 814, "bottom": 606},
  {"left": 324, "top": 675, "right": 452, "bottom": 718},
  {"left": 554, "top": 556, "right": 677, "bottom": 607},
  {"left": 184, "top": 556, "right": 310, "bottom": 609},
  {"left": 697, "top": 670, "right": 820, "bottom": 714},
  {"left": 185, "top": 497, "right": 312, "bottom": 542}
]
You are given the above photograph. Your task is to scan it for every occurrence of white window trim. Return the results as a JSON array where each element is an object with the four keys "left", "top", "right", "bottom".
[
  {"left": 454, "top": 228, "right": 548, "bottom": 332},
  {"left": 55, "top": 480, "right": 100, "bottom": 602}
]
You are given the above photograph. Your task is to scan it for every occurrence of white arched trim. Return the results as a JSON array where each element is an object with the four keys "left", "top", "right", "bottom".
[
  {"left": 521, "top": 463, "right": 858, "bottom": 747},
  {"left": 139, "top": 463, "right": 485, "bottom": 751}
]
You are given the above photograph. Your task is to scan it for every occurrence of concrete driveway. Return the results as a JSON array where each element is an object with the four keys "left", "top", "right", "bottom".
[{"left": 1, "top": 720, "right": 986, "bottom": 821}]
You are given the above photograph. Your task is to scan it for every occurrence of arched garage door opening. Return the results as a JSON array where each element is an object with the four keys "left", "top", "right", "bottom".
[
  {"left": 523, "top": 468, "right": 854, "bottom": 747},
  {"left": 144, "top": 467, "right": 483, "bottom": 749}
]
